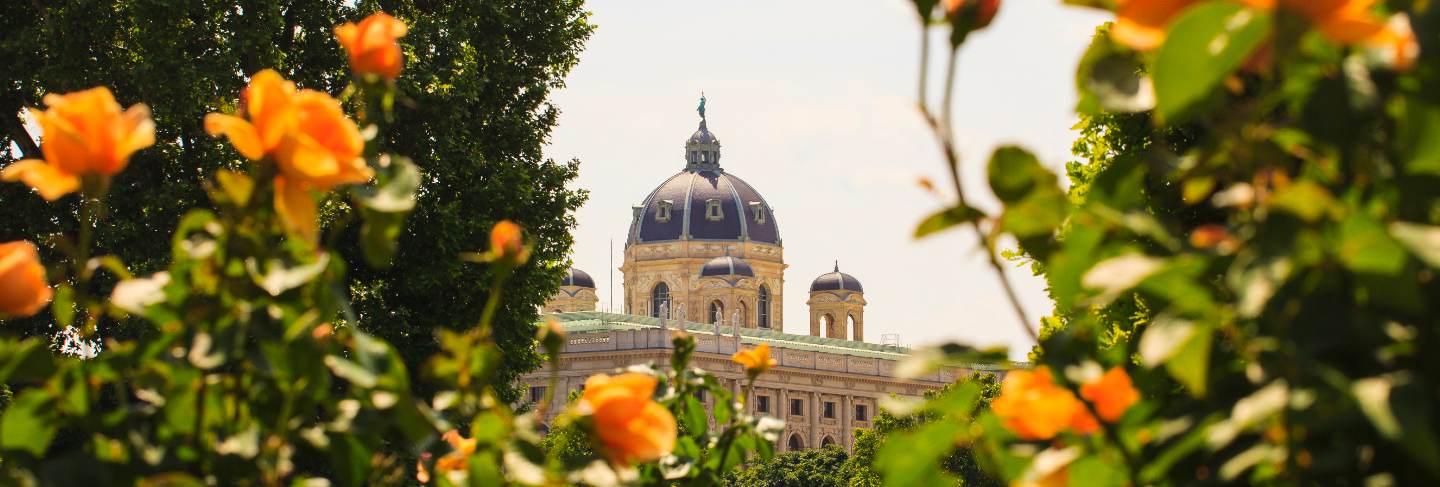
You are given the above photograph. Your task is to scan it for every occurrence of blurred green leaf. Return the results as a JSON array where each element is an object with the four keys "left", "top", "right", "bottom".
[
  {"left": 352, "top": 155, "right": 420, "bottom": 214},
  {"left": 245, "top": 253, "right": 330, "bottom": 296},
  {"left": 1152, "top": 2, "right": 1271, "bottom": 123},
  {"left": 877, "top": 419, "right": 964, "bottom": 486},
  {"left": 0, "top": 390, "right": 56, "bottom": 456},
  {"left": 1337, "top": 214, "right": 1406, "bottom": 275},
  {"left": 1077, "top": 29, "right": 1155, "bottom": 114},
  {"left": 914, "top": 204, "right": 983, "bottom": 238},
  {"left": 682, "top": 395, "right": 707, "bottom": 436},
  {"left": 1268, "top": 180, "right": 1335, "bottom": 222},
  {"left": 1165, "top": 323, "right": 1212, "bottom": 396}
]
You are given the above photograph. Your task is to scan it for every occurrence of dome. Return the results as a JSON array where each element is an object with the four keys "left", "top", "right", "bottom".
[
  {"left": 562, "top": 267, "right": 595, "bottom": 288},
  {"left": 700, "top": 255, "right": 755, "bottom": 278},
  {"left": 626, "top": 113, "right": 780, "bottom": 246},
  {"left": 810, "top": 263, "right": 863, "bottom": 293}
]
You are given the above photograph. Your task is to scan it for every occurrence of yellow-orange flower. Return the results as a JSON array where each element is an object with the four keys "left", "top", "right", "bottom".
[
  {"left": 0, "top": 241, "right": 53, "bottom": 318},
  {"left": 434, "top": 429, "right": 477, "bottom": 473},
  {"left": 732, "top": 343, "right": 777, "bottom": 377},
  {"left": 1108, "top": 0, "right": 1414, "bottom": 67},
  {"left": 335, "top": 12, "right": 409, "bottom": 80},
  {"left": 205, "top": 70, "right": 371, "bottom": 242},
  {"left": 991, "top": 367, "right": 1097, "bottom": 440},
  {"left": 488, "top": 220, "right": 531, "bottom": 265},
  {"left": 1, "top": 87, "right": 154, "bottom": 200},
  {"left": 1080, "top": 367, "right": 1140, "bottom": 423},
  {"left": 579, "top": 372, "right": 677, "bottom": 465}
]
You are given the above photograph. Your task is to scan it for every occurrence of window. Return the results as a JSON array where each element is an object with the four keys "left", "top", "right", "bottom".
[
  {"left": 748, "top": 201, "right": 767, "bottom": 225},
  {"left": 709, "top": 300, "right": 725, "bottom": 325},
  {"left": 656, "top": 200, "right": 673, "bottom": 222},
  {"left": 690, "top": 151, "right": 698, "bottom": 162},
  {"left": 705, "top": 198, "right": 724, "bottom": 220},
  {"left": 739, "top": 301, "right": 749, "bottom": 328},
  {"left": 790, "top": 398, "right": 804, "bottom": 416},
  {"left": 529, "top": 386, "right": 545, "bottom": 403},
  {"left": 788, "top": 434, "right": 804, "bottom": 451},
  {"left": 855, "top": 404, "right": 868, "bottom": 422},
  {"left": 756, "top": 396, "right": 770, "bottom": 413},
  {"left": 650, "top": 282, "right": 670, "bottom": 318},
  {"left": 757, "top": 286, "right": 771, "bottom": 328},
  {"left": 824, "top": 401, "right": 836, "bottom": 419},
  {"left": 821, "top": 436, "right": 835, "bottom": 448},
  {"left": 695, "top": 389, "right": 707, "bottom": 403}
]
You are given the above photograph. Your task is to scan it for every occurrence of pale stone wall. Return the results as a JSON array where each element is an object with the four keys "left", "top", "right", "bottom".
[
  {"left": 518, "top": 325, "right": 965, "bottom": 454},
  {"left": 542, "top": 285, "right": 598, "bottom": 313},
  {"left": 620, "top": 240, "right": 786, "bottom": 331}
]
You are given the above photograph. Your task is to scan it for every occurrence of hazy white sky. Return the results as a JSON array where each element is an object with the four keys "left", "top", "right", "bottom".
[{"left": 543, "top": 0, "right": 1110, "bottom": 358}]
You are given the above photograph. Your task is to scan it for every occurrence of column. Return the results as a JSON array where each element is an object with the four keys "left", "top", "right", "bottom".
[
  {"left": 778, "top": 388, "right": 789, "bottom": 451},
  {"left": 841, "top": 395, "right": 853, "bottom": 453},
  {"left": 809, "top": 391, "right": 819, "bottom": 449}
]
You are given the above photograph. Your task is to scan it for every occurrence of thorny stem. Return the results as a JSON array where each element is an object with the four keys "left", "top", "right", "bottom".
[{"left": 919, "top": 44, "right": 1038, "bottom": 343}]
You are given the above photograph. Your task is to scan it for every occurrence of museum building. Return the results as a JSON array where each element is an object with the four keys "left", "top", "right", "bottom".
[{"left": 528, "top": 104, "right": 968, "bottom": 453}]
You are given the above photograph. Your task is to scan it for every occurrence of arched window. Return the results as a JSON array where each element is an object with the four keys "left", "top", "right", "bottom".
[
  {"left": 821, "top": 436, "right": 835, "bottom": 448},
  {"left": 847, "top": 314, "right": 858, "bottom": 341},
  {"left": 821, "top": 314, "right": 837, "bottom": 338},
  {"left": 650, "top": 282, "right": 670, "bottom": 318},
  {"left": 709, "top": 300, "right": 724, "bottom": 324},
  {"left": 757, "top": 286, "right": 771, "bottom": 328},
  {"left": 739, "top": 301, "right": 749, "bottom": 328},
  {"left": 787, "top": 434, "right": 804, "bottom": 451}
]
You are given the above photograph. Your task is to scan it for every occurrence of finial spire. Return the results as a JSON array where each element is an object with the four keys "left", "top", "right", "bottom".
[{"left": 834, "top": 260, "right": 839, "bottom": 272}]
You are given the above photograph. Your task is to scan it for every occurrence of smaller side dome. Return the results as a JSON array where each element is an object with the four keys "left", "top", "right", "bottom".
[
  {"left": 810, "top": 262, "right": 863, "bottom": 293},
  {"left": 700, "top": 255, "right": 755, "bottom": 278},
  {"left": 562, "top": 267, "right": 596, "bottom": 288}
]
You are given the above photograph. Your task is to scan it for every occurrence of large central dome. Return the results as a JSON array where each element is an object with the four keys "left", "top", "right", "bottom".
[{"left": 626, "top": 117, "right": 780, "bottom": 246}]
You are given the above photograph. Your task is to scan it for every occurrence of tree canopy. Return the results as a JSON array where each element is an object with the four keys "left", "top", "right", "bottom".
[{"left": 0, "top": 0, "right": 593, "bottom": 402}]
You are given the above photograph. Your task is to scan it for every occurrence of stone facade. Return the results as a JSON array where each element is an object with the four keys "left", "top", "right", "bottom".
[
  {"left": 619, "top": 240, "right": 785, "bottom": 329},
  {"left": 520, "top": 312, "right": 971, "bottom": 453}
]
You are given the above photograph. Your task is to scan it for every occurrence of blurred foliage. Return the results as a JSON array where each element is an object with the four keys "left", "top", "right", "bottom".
[
  {"left": 726, "top": 445, "right": 849, "bottom": 487},
  {"left": 841, "top": 374, "right": 1001, "bottom": 487},
  {"left": 0, "top": 0, "right": 592, "bottom": 404},
  {"left": 900, "top": 0, "right": 1440, "bottom": 486}
]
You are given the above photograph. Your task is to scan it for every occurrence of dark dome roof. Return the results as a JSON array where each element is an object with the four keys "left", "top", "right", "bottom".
[
  {"left": 562, "top": 267, "right": 595, "bottom": 288},
  {"left": 700, "top": 255, "right": 755, "bottom": 278},
  {"left": 810, "top": 264, "right": 863, "bottom": 293},
  {"left": 626, "top": 117, "right": 780, "bottom": 246}
]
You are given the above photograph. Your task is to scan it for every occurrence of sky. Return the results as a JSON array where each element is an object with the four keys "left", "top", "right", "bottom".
[{"left": 542, "top": 0, "right": 1110, "bottom": 359}]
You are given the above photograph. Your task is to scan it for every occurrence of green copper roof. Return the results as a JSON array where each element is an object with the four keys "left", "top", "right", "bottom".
[{"left": 547, "top": 311, "right": 916, "bottom": 361}]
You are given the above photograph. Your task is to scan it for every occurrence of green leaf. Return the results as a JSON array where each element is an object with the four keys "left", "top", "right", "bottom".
[
  {"left": 0, "top": 389, "right": 57, "bottom": 456},
  {"left": 1076, "top": 29, "right": 1155, "bottom": 115},
  {"left": 682, "top": 395, "right": 707, "bottom": 436},
  {"left": 1152, "top": 2, "right": 1271, "bottom": 123},
  {"left": 324, "top": 356, "right": 379, "bottom": 389},
  {"left": 1138, "top": 314, "right": 1197, "bottom": 368},
  {"left": 914, "top": 205, "right": 983, "bottom": 238},
  {"left": 1337, "top": 214, "right": 1406, "bottom": 275},
  {"left": 1164, "top": 322, "right": 1212, "bottom": 396},
  {"left": 1398, "top": 99, "right": 1440, "bottom": 176},
  {"left": 987, "top": 146, "right": 1049, "bottom": 204},
  {"left": 352, "top": 155, "right": 421, "bottom": 213},
  {"left": 1069, "top": 455, "right": 1128, "bottom": 487},
  {"left": 52, "top": 284, "right": 75, "bottom": 328},
  {"left": 877, "top": 419, "right": 964, "bottom": 486}
]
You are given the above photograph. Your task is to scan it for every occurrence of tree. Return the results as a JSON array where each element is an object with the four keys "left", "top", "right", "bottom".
[
  {"left": 0, "top": 0, "right": 593, "bottom": 402},
  {"left": 726, "top": 445, "right": 848, "bottom": 487},
  {"left": 840, "top": 373, "right": 1002, "bottom": 487}
]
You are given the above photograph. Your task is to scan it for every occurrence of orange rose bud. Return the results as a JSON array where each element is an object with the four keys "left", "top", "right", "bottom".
[
  {"left": 1189, "top": 224, "right": 1232, "bottom": 249},
  {"left": 945, "top": 0, "right": 1000, "bottom": 29},
  {"left": 1081, "top": 367, "right": 1140, "bottom": 423},
  {"left": 1106, "top": 0, "right": 1395, "bottom": 52},
  {"left": 334, "top": 12, "right": 409, "bottom": 80},
  {"left": 990, "top": 366, "right": 1097, "bottom": 440},
  {"left": 1, "top": 87, "right": 154, "bottom": 200},
  {"left": 579, "top": 372, "right": 677, "bottom": 465},
  {"left": 732, "top": 343, "right": 778, "bottom": 377},
  {"left": 488, "top": 220, "right": 531, "bottom": 265},
  {"left": 0, "top": 241, "right": 54, "bottom": 318}
]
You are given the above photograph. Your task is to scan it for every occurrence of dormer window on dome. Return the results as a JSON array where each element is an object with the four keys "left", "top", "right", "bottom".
[
  {"left": 705, "top": 198, "right": 724, "bottom": 221},
  {"left": 656, "top": 200, "right": 673, "bottom": 222},
  {"left": 749, "top": 201, "right": 767, "bottom": 225}
]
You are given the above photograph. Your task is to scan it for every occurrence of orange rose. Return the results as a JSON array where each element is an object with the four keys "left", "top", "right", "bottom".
[
  {"left": 1, "top": 87, "right": 154, "bottom": 200},
  {"left": 991, "top": 367, "right": 1097, "bottom": 440},
  {"left": 1080, "top": 367, "right": 1141, "bottom": 423},
  {"left": 433, "top": 429, "right": 477, "bottom": 473},
  {"left": 205, "top": 70, "right": 370, "bottom": 242},
  {"left": 0, "top": 241, "right": 53, "bottom": 318},
  {"left": 488, "top": 220, "right": 531, "bottom": 265},
  {"left": 1108, "top": 0, "right": 1409, "bottom": 64},
  {"left": 732, "top": 343, "right": 778, "bottom": 377},
  {"left": 334, "top": 12, "right": 409, "bottom": 80},
  {"left": 579, "top": 372, "right": 677, "bottom": 465}
]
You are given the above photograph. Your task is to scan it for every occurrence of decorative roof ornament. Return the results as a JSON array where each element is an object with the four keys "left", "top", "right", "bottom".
[
  {"left": 685, "top": 96, "right": 722, "bottom": 171},
  {"left": 697, "top": 92, "right": 706, "bottom": 121}
]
